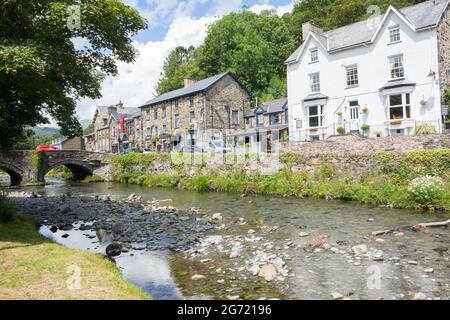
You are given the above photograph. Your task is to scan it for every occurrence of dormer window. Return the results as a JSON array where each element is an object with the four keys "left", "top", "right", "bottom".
[
  {"left": 389, "top": 26, "right": 401, "bottom": 44},
  {"left": 310, "top": 48, "right": 318, "bottom": 63}
]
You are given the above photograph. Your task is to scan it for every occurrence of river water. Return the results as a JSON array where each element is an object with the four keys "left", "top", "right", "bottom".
[{"left": 3, "top": 179, "right": 450, "bottom": 300}]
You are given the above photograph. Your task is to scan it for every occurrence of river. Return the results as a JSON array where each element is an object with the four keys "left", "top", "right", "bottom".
[{"left": 3, "top": 179, "right": 450, "bottom": 300}]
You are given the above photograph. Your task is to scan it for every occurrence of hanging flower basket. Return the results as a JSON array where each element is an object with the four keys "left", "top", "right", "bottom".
[
  {"left": 420, "top": 99, "right": 428, "bottom": 107},
  {"left": 336, "top": 111, "right": 343, "bottom": 117},
  {"left": 362, "top": 106, "right": 369, "bottom": 113}
]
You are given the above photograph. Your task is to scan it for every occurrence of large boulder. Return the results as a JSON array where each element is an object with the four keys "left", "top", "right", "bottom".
[{"left": 106, "top": 242, "right": 123, "bottom": 257}]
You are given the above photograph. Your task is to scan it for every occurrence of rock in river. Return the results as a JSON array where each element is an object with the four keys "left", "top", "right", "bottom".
[
  {"left": 258, "top": 264, "right": 277, "bottom": 282},
  {"left": 106, "top": 242, "right": 123, "bottom": 257},
  {"left": 352, "top": 244, "right": 368, "bottom": 255}
]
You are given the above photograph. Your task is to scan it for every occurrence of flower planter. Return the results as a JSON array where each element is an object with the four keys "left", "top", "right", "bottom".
[{"left": 390, "top": 120, "right": 402, "bottom": 125}]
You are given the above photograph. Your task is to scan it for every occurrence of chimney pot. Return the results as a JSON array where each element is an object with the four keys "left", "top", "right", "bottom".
[{"left": 184, "top": 78, "right": 196, "bottom": 88}]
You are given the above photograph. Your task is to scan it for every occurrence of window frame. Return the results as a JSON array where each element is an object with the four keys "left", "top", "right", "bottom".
[
  {"left": 388, "top": 93, "right": 411, "bottom": 120},
  {"left": 269, "top": 113, "right": 280, "bottom": 125},
  {"left": 256, "top": 113, "right": 264, "bottom": 127},
  {"left": 389, "top": 54, "right": 405, "bottom": 80},
  {"left": 231, "top": 110, "right": 239, "bottom": 125},
  {"left": 346, "top": 65, "right": 359, "bottom": 88},
  {"left": 307, "top": 105, "right": 324, "bottom": 128},
  {"left": 310, "top": 48, "right": 319, "bottom": 63},
  {"left": 309, "top": 72, "right": 321, "bottom": 93},
  {"left": 389, "top": 26, "right": 401, "bottom": 44},
  {"left": 174, "top": 114, "right": 180, "bottom": 128},
  {"left": 189, "top": 110, "right": 195, "bottom": 124}
]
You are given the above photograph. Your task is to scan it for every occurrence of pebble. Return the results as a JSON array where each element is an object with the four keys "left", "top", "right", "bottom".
[
  {"left": 331, "top": 292, "right": 344, "bottom": 300},
  {"left": 411, "top": 292, "right": 427, "bottom": 300},
  {"left": 423, "top": 268, "right": 434, "bottom": 273},
  {"left": 191, "top": 274, "right": 206, "bottom": 281},
  {"left": 375, "top": 238, "right": 385, "bottom": 243},
  {"left": 407, "top": 260, "right": 418, "bottom": 265},
  {"left": 299, "top": 232, "right": 309, "bottom": 237}
]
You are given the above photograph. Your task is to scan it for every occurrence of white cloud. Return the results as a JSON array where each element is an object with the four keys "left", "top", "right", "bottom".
[
  {"left": 76, "top": 15, "right": 216, "bottom": 119},
  {"left": 249, "top": 2, "right": 293, "bottom": 16}
]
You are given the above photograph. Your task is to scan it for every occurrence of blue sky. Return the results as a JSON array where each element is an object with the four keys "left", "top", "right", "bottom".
[{"left": 76, "top": 0, "right": 295, "bottom": 120}]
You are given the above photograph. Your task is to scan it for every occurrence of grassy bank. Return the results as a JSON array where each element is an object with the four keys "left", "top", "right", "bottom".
[
  {"left": 111, "top": 149, "right": 450, "bottom": 211},
  {"left": 0, "top": 197, "right": 149, "bottom": 300}
]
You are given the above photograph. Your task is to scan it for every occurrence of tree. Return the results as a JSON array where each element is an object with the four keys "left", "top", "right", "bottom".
[
  {"left": 195, "top": 10, "right": 298, "bottom": 99},
  {"left": 83, "top": 122, "right": 95, "bottom": 135},
  {"left": 156, "top": 46, "right": 199, "bottom": 95},
  {"left": 291, "top": 0, "right": 423, "bottom": 37},
  {"left": 0, "top": 0, "right": 147, "bottom": 150}
]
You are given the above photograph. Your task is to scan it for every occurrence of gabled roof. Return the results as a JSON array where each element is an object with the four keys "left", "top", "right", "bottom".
[
  {"left": 140, "top": 72, "right": 229, "bottom": 108},
  {"left": 245, "top": 98, "right": 288, "bottom": 117},
  {"left": 286, "top": 0, "right": 449, "bottom": 64},
  {"left": 265, "top": 98, "right": 288, "bottom": 114}
]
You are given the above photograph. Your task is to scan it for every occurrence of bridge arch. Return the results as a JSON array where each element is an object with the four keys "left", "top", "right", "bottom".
[
  {"left": 38, "top": 160, "right": 94, "bottom": 182},
  {"left": 0, "top": 161, "right": 24, "bottom": 186}
]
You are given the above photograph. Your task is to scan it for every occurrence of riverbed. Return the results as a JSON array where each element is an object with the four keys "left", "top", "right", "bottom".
[{"left": 3, "top": 180, "right": 450, "bottom": 300}]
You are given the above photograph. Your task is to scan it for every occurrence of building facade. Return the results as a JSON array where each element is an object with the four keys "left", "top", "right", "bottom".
[
  {"left": 235, "top": 98, "right": 289, "bottom": 151},
  {"left": 139, "top": 72, "right": 251, "bottom": 151},
  {"left": 286, "top": 0, "right": 450, "bottom": 141},
  {"left": 87, "top": 102, "right": 141, "bottom": 153}
]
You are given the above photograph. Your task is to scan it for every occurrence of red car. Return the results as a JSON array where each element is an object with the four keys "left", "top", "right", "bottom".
[{"left": 36, "top": 145, "right": 58, "bottom": 151}]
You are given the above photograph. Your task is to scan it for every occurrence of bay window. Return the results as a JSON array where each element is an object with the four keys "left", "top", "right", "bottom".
[
  {"left": 389, "top": 93, "right": 411, "bottom": 120},
  {"left": 308, "top": 105, "right": 324, "bottom": 127}
]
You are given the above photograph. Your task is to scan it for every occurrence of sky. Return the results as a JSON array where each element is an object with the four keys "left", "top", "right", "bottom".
[{"left": 75, "top": 0, "right": 294, "bottom": 121}]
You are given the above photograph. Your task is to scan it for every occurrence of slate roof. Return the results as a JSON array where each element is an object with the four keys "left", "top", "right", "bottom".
[
  {"left": 286, "top": 0, "right": 449, "bottom": 63},
  {"left": 303, "top": 93, "right": 329, "bottom": 102},
  {"left": 140, "top": 72, "right": 229, "bottom": 108},
  {"left": 245, "top": 98, "right": 288, "bottom": 117},
  {"left": 380, "top": 79, "right": 416, "bottom": 91}
]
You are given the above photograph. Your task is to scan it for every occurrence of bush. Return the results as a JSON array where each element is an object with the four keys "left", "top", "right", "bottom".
[
  {"left": 407, "top": 176, "right": 444, "bottom": 205},
  {"left": 336, "top": 127, "right": 345, "bottom": 135},
  {"left": 361, "top": 124, "right": 370, "bottom": 131},
  {"left": 0, "top": 195, "right": 18, "bottom": 223},
  {"left": 415, "top": 124, "right": 436, "bottom": 135}
]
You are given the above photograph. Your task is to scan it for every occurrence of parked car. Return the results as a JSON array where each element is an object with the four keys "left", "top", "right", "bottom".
[
  {"left": 176, "top": 145, "right": 203, "bottom": 153},
  {"left": 123, "top": 148, "right": 143, "bottom": 154},
  {"left": 197, "top": 140, "right": 231, "bottom": 153},
  {"left": 36, "top": 145, "right": 58, "bottom": 151}
]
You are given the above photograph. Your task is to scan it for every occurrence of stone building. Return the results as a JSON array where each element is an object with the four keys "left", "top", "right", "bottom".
[
  {"left": 88, "top": 102, "right": 140, "bottom": 153},
  {"left": 51, "top": 136, "right": 85, "bottom": 150},
  {"left": 139, "top": 72, "right": 251, "bottom": 151},
  {"left": 228, "top": 98, "right": 289, "bottom": 151}
]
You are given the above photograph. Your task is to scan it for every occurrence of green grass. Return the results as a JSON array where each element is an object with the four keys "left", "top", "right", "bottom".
[
  {"left": 0, "top": 198, "right": 149, "bottom": 300},
  {"left": 111, "top": 149, "right": 450, "bottom": 211}
]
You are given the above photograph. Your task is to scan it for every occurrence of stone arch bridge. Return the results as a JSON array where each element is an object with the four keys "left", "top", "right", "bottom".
[{"left": 0, "top": 151, "right": 111, "bottom": 186}]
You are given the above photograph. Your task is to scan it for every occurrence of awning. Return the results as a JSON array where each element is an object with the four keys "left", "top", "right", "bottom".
[{"left": 379, "top": 79, "right": 416, "bottom": 95}]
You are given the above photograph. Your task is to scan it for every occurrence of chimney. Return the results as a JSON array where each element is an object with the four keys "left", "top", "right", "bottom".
[
  {"left": 302, "top": 22, "right": 323, "bottom": 41},
  {"left": 184, "top": 78, "right": 196, "bottom": 88}
]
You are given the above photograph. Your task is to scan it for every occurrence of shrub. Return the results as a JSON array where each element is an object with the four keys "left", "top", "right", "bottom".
[
  {"left": 407, "top": 176, "right": 444, "bottom": 205},
  {"left": 361, "top": 124, "right": 370, "bottom": 131},
  {"left": 336, "top": 127, "right": 345, "bottom": 135},
  {"left": 415, "top": 124, "right": 436, "bottom": 135},
  {"left": 0, "top": 195, "right": 17, "bottom": 223}
]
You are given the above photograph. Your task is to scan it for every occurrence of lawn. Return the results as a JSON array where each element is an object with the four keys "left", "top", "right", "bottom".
[{"left": 0, "top": 211, "right": 149, "bottom": 300}]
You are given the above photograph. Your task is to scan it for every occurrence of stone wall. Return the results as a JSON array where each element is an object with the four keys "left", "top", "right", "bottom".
[
  {"left": 438, "top": 2, "right": 450, "bottom": 102},
  {"left": 280, "top": 133, "right": 450, "bottom": 156}
]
